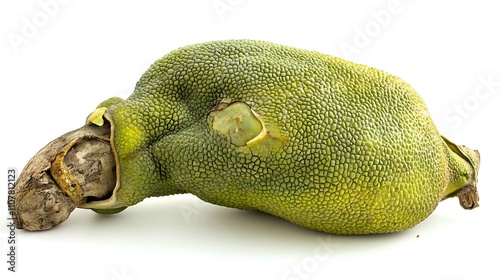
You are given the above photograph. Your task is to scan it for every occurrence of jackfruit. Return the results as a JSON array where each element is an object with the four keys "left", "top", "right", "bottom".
[{"left": 12, "top": 40, "right": 479, "bottom": 234}]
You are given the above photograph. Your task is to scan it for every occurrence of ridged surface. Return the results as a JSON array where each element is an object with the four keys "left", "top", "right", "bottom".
[{"left": 105, "top": 40, "right": 450, "bottom": 234}]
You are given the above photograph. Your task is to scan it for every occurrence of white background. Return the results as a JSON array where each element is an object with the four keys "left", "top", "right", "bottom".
[{"left": 1, "top": 1, "right": 499, "bottom": 280}]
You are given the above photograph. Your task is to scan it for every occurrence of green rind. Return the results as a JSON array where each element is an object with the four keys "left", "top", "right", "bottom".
[{"left": 94, "top": 40, "right": 476, "bottom": 234}]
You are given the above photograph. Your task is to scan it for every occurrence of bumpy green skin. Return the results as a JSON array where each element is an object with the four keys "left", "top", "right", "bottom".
[{"left": 95, "top": 40, "right": 472, "bottom": 234}]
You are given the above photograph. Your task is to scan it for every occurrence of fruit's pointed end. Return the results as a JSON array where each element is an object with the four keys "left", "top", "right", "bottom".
[
  {"left": 11, "top": 122, "right": 117, "bottom": 231},
  {"left": 442, "top": 137, "right": 481, "bottom": 210},
  {"left": 458, "top": 149, "right": 480, "bottom": 210},
  {"left": 458, "top": 184, "right": 479, "bottom": 209}
]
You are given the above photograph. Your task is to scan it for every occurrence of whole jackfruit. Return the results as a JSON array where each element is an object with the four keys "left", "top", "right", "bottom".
[{"left": 12, "top": 40, "right": 479, "bottom": 234}]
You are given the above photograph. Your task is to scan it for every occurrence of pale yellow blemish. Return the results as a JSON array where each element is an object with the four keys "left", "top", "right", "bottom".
[{"left": 86, "top": 107, "right": 107, "bottom": 126}]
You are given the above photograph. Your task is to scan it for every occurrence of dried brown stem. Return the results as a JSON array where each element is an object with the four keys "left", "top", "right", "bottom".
[{"left": 11, "top": 122, "right": 116, "bottom": 231}]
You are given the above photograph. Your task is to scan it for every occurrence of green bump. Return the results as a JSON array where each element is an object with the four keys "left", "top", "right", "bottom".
[{"left": 209, "top": 102, "right": 263, "bottom": 147}]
